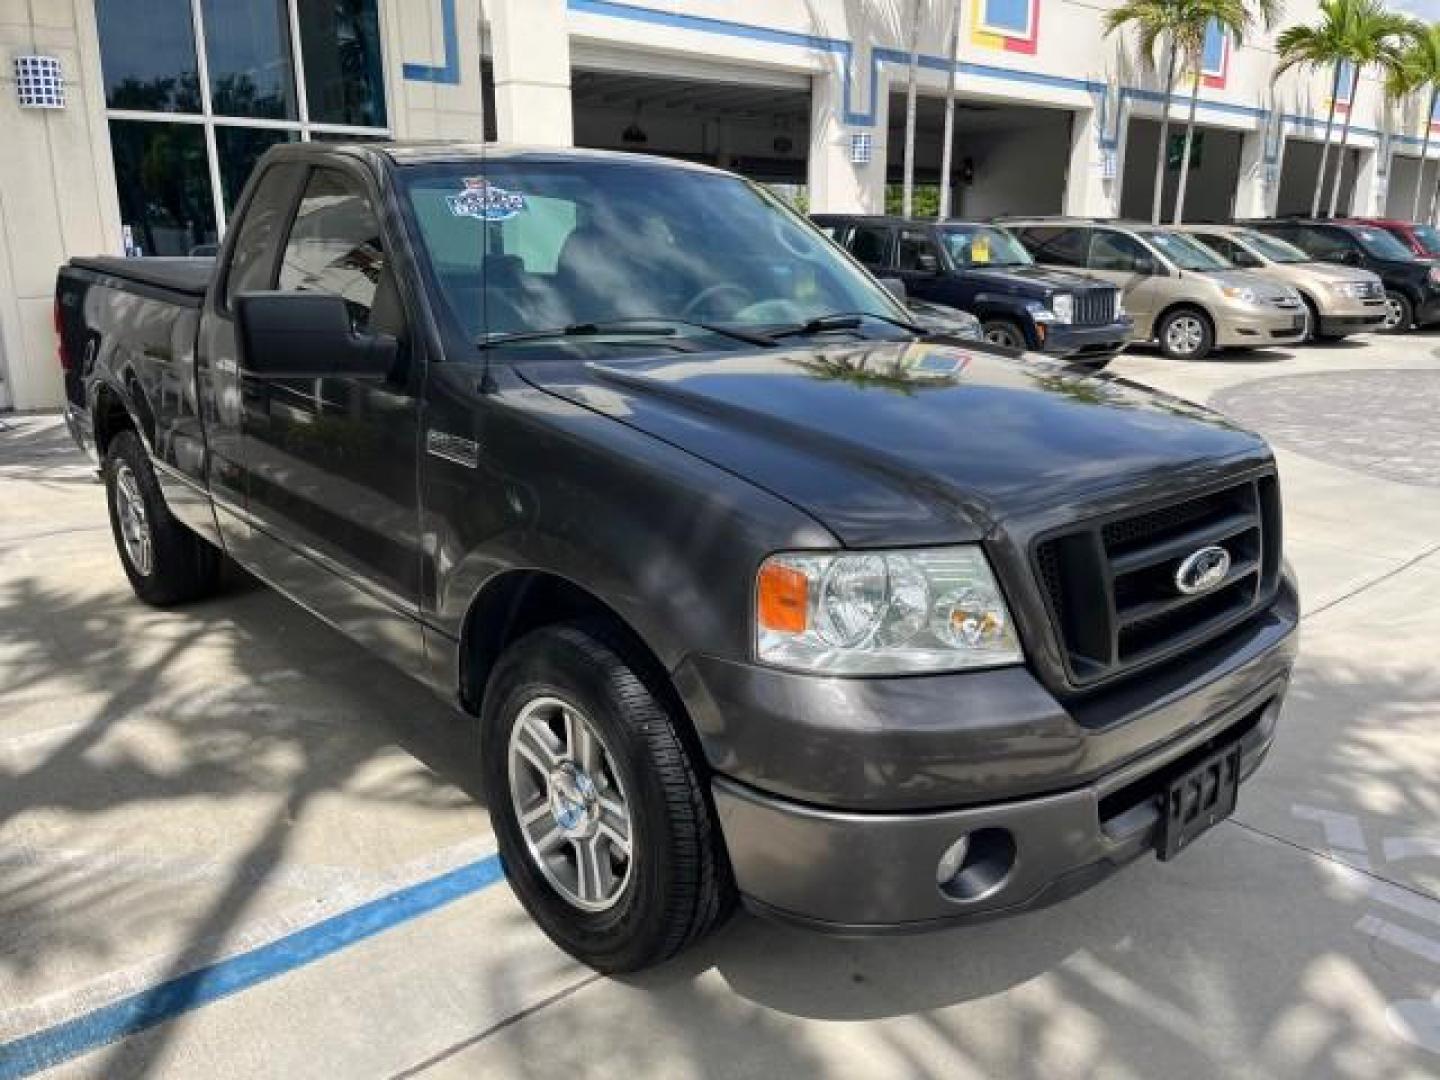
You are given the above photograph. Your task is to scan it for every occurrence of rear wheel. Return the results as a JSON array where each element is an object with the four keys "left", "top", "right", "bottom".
[
  {"left": 981, "top": 319, "right": 1026, "bottom": 350},
  {"left": 1381, "top": 291, "right": 1413, "bottom": 333},
  {"left": 1157, "top": 308, "right": 1214, "bottom": 360},
  {"left": 482, "top": 622, "right": 733, "bottom": 972},
  {"left": 104, "top": 430, "right": 221, "bottom": 606}
]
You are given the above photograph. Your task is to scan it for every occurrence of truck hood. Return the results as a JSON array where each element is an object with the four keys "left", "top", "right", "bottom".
[{"left": 517, "top": 340, "right": 1271, "bottom": 546}]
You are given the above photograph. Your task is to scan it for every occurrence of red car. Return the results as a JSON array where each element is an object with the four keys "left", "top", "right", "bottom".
[{"left": 1340, "top": 217, "right": 1440, "bottom": 259}]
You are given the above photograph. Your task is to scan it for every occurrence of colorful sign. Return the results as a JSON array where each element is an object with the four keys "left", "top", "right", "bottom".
[
  {"left": 446, "top": 178, "right": 528, "bottom": 221},
  {"left": 970, "top": 0, "right": 1039, "bottom": 55}
]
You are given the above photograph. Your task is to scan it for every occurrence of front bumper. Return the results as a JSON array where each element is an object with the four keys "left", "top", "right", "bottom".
[
  {"left": 1212, "top": 304, "right": 1308, "bottom": 347},
  {"left": 715, "top": 682, "right": 1282, "bottom": 931},
  {"left": 1038, "top": 318, "right": 1132, "bottom": 358}
]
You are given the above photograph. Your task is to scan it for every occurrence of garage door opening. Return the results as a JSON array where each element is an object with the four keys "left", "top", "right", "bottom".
[
  {"left": 1120, "top": 118, "right": 1242, "bottom": 222},
  {"left": 1384, "top": 154, "right": 1439, "bottom": 220},
  {"left": 1275, "top": 138, "right": 1358, "bottom": 217},
  {"left": 884, "top": 93, "right": 1072, "bottom": 219},
  {"left": 570, "top": 67, "right": 810, "bottom": 191}
]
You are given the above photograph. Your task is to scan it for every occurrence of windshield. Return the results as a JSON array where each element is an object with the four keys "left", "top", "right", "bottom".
[
  {"left": 936, "top": 225, "right": 1033, "bottom": 268},
  {"left": 1138, "top": 230, "right": 1231, "bottom": 271},
  {"left": 1238, "top": 229, "right": 1309, "bottom": 264},
  {"left": 1351, "top": 225, "right": 1413, "bottom": 261},
  {"left": 401, "top": 161, "right": 907, "bottom": 345}
]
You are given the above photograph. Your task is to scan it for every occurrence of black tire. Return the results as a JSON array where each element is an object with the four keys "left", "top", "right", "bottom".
[
  {"left": 482, "top": 622, "right": 733, "bottom": 972},
  {"left": 1381, "top": 290, "right": 1414, "bottom": 333},
  {"left": 981, "top": 319, "right": 1027, "bottom": 350},
  {"left": 103, "top": 430, "right": 222, "bottom": 606},
  {"left": 1156, "top": 307, "right": 1215, "bottom": 360},
  {"left": 1300, "top": 295, "right": 1322, "bottom": 342}
]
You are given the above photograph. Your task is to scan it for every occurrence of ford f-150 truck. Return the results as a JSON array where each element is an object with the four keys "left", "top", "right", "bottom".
[{"left": 57, "top": 142, "right": 1298, "bottom": 973}]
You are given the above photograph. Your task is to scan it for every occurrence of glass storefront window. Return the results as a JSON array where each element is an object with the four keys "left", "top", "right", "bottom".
[
  {"left": 201, "top": 0, "right": 298, "bottom": 119},
  {"left": 95, "top": 0, "right": 201, "bottom": 113},
  {"left": 109, "top": 120, "right": 216, "bottom": 256},
  {"left": 217, "top": 126, "right": 299, "bottom": 215},
  {"left": 298, "top": 0, "right": 388, "bottom": 128}
]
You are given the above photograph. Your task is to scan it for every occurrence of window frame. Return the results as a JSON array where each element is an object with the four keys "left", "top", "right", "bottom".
[{"left": 100, "top": 0, "right": 393, "bottom": 243}]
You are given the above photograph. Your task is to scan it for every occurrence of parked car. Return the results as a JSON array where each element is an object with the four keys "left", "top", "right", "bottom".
[
  {"left": 1007, "top": 218, "right": 1308, "bottom": 360},
  {"left": 1342, "top": 216, "right": 1440, "bottom": 260},
  {"left": 57, "top": 142, "right": 1298, "bottom": 972},
  {"left": 1247, "top": 218, "right": 1440, "bottom": 331},
  {"left": 1174, "top": 223, "right": 1386, "bottom": 340},
  {"left": 813, "top": 214, "right": 1131, "bottom": 365}
]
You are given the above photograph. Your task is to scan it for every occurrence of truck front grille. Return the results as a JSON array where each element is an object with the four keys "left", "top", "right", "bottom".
[
  {"left": 1074, "top": 289, "right": 1117, "bottom": 326},
  {"left": 1032, "top": 474, "right": 1281, "bottom": 687}
]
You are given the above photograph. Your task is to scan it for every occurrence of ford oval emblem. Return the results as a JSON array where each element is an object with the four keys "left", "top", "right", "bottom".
[{"left": 1175, "top": 545, "right": 1232, "bottom": 596}]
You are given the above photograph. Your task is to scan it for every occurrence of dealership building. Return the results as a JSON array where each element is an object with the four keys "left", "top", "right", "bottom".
[{"left": 1, "top": 0, "right": 1434, "bottom": 409}]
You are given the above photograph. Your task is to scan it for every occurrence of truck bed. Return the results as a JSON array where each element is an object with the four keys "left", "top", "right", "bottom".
[{"left": 68, "top": 256, "right": 215, "bottom": 299}]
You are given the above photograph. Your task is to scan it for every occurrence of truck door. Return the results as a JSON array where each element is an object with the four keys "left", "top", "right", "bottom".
[
  {"left": 236, "top": 163, "right": 427, "bottom": 675},
  {"left": 896, "top": 228, "right": 949, "bottom": 304}
]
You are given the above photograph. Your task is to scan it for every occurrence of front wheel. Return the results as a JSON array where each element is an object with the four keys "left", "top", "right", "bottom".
[
  {"left": 104, "top": 430, "right": 221, "bottom": 606},
  {"left": 981, "top": 319, "right": 1027, "bottom": 350},
  {"left": 1381, "top": 291, "right": 1414, "bottom": 333},
  {"left": 482, "top": 623, "right": 733, "bottom": 972},
  {"left": 1157, "top": 308, "right": 1215, "bottom": 360}
]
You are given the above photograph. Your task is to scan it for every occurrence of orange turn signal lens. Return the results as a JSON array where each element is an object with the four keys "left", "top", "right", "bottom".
[{"left": 757, "top": 560, "right": 809, "bottom": 634}]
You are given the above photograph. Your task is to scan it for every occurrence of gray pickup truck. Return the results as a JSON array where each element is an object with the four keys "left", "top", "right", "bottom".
[{"left": 56, "top": 142, "right": 1298, "bottom": 972}]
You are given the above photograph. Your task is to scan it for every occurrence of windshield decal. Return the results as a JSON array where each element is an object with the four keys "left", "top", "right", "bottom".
[{"left": 447, "top": 178, "right": 527, "bottom": 221}]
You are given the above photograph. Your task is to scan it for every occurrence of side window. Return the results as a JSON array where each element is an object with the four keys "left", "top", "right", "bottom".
[
  {"left": 1089, "top": 230, "right": 1148, "bottom": 272},
  {"left": 277, "top": 167, "right": 386, "bottom": 329},
  {"left": 847, "top": 225, "right": 892, "bottom": 267},
  {"left": 1296, "top": 226, "right": 1352, "bottom": 259},
  {"left": 225, "top": 163, "right": 304, "bottom": 304},
  {"left": 896, "top": 229, "right": 941, "bottom": 271},
  {"left": 1017, "top": 226, "right": 1088, "bottom": 268},
  {"left": 1195, "top": 233, "right": 1235, "bottom": 261}
]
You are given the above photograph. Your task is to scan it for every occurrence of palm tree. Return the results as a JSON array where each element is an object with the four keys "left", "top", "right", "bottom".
[
  {"left": 1170, "top": 0, "right": 1282, "bottom": 222},
  {"left": 1276, "top": 0, "right": 1418, "bottom": 218},
  {"left": 1104, "top": 0, "right": 1189, "bottom": 224},
  {"left": 1402, "top": 25, "right": 1440, "bottom": 221},
  {"left": 1381, "top": 42, "right": 1428, "bottom": 220}
]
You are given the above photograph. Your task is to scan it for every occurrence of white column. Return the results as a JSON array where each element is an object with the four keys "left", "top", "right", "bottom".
[
  {"left": 1235, "top": 127, "right": 1280, "bottom": 219},
  {"left": 1064, "top": 106, "right": 1122, "bottom": 218},
  {"left": 489, "top": 0, "right": 572, "bottom": 146},
  {"left": 807, "top": 70, "right": 888, "bottom": 214},
  {"left": 1350, "top": 146, "right": 1384, "bottom": 216}
]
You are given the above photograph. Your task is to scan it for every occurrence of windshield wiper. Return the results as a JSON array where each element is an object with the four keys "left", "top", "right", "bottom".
[
  {"left": 766, "top": 310, "right": 922, "bottom": 340},
  {"left": 477, "top": 318, "right": 775, "bottom": 350}
]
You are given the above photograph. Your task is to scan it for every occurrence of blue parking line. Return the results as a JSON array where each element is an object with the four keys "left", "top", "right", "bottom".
[{"left": 0, "top": 855, "right": 506, "bottom": 1079}]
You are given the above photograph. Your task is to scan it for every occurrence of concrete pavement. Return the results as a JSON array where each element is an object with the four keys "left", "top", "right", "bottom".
[{"left": 3, "top": 331, "right": 1440, "bottom": 1078}]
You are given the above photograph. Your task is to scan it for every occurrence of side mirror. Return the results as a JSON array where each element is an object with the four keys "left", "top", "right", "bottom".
[
  {"left": 879, "top": 276, "right": 907, "bottom": 299},
  {"left": 236, "top": 292, "right": 398, "bottom": 379},
  {"left": 915, "top": 252, "right": 940, "bottom": 274}
]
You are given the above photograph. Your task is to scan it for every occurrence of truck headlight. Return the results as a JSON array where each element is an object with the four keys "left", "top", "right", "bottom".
[
  {"left": 756, "top": 547, "right": 1023, "bottom": 674},
  {"left": 1050, "top": 293, "right": 1074, "bottom": 324}
]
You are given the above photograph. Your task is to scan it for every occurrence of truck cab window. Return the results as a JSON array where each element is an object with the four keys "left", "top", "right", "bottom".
[
  {"left": 847, "top": 225, "right": 892, "bottom": 267},
  {"left": 278, "top": 168, "right": 386, "bottom": 329},
  {"left": 225, "top": 163, "right": 304, "bottom": 304},
  {"left": 897, "top": 231, "right": 942, "bottom": 272}
]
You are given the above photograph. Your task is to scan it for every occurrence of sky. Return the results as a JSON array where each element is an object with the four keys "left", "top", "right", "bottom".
[{"left": 1390, "top": 0, "right": 1440, "bottom": 22}]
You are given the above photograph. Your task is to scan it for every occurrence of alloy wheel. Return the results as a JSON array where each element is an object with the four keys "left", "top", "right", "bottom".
[
  {"left": 507, "top": 696, "right": 634, "bottom": 912},
  {"left": 114, "top": 462, "right": 153, "bottom": 576},
  {"left": 1383, "top": 296, "right": 1406, "bottom": 331},
  {"left": 1165, "top": 315, "right": 1205, "bottom": 356}
]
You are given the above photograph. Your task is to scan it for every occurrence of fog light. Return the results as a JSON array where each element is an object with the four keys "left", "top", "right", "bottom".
[{"left": 936, "top": 835, "right": 970, "bottom": 886}]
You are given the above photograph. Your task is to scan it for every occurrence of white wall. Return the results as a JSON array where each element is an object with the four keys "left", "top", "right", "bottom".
[{"left": 0, "top": 0, "right": 120, "bottom": 411}]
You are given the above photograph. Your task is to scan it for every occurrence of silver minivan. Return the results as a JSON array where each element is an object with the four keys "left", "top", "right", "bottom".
[{"left": 1008, "top": 219, "right": 1308, "bottom": 360}]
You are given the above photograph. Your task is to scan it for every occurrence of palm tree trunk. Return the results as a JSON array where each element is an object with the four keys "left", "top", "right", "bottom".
[
  {"left": 1152, "top": 40, "right": 1178, "bottom": 226},
  {"left": 1327, "top": 66, "right": 1361, "bottom": 217},
  {"left": 901, "top": 0, "right": 921, "bottom": 218},
  {"left": 1172, "top": 63, "right": 1201, "bottom": 224},
  {"left": 938, "top": 0, "right": 962, "bottom": 219},
  {"left": 1411, "top": 92, "right": 1435, "bottom": 223},
  {"left": 1311, "top": 64, "right": 1342, "bottom": 217}
]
